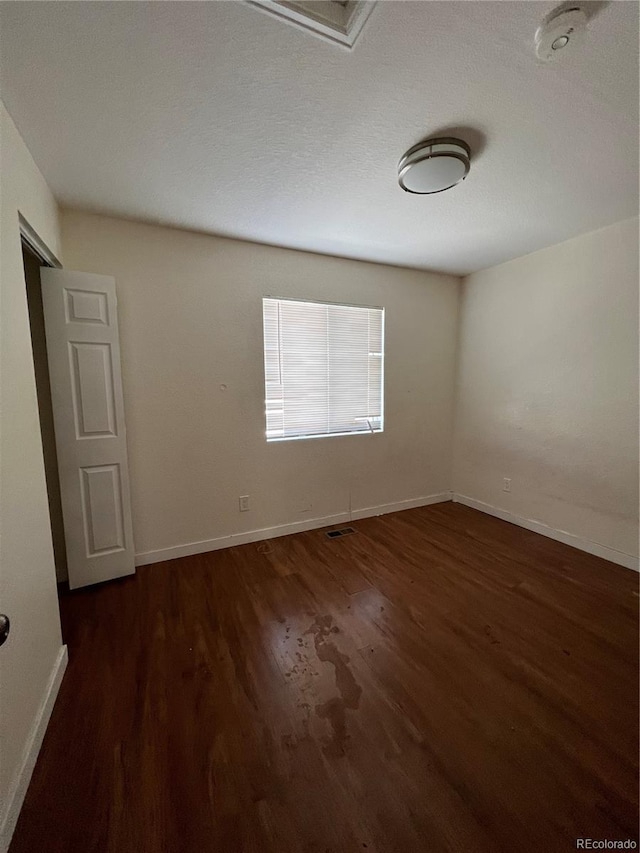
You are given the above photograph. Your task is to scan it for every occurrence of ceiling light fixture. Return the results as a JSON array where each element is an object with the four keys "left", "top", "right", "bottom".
[{"left": 398, "top": 137, "right": 471, "bottom": 195}]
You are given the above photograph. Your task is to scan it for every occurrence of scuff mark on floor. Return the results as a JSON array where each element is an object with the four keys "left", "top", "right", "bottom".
[{"left": 305, "top": 615, "right": 362, "bottom": 757}]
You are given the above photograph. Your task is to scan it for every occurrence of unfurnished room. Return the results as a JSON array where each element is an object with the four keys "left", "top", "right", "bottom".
[{"left": 0, "top": 2, "right": 638, "bottom": 852}]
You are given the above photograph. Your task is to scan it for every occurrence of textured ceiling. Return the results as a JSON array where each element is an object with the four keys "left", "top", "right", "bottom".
[{"left": 0, "top": 0, "right": 638, "bottom": 274}]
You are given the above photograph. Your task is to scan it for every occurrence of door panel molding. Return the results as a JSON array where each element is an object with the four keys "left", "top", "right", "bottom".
[{"left": 41, "top": 268, "right": 134, "bottom": 588}]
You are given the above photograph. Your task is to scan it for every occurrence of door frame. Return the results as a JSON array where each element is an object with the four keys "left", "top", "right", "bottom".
[
  {"left": 21, "top": 217, "right": 66, "bottom": 584},
  {"left": 19, "top": 213, "right": 62, "bottom": 269},
  {"left": 20, "top": 219, "right": 136, "bottom": 589}
]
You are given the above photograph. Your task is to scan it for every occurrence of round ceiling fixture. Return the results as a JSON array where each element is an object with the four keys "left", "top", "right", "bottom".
[{"left": 398, "top": 137, "right": 471, "bottom": 194}]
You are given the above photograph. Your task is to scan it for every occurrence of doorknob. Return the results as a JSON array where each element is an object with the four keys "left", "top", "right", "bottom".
[{"left": 0, "top": 615, "right": 10, "bottom": 647}]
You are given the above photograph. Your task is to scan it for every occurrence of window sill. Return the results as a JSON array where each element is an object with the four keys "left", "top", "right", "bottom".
[{"left": 267, "top": 428, "right": 383, "bottom": 443}]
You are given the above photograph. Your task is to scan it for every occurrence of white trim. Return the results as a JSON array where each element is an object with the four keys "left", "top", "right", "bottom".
[
  {"left": 453, "top": 494, "right": 639, "bottom": 572},
  {"left": 19, "top": 214, "right": 62, "bottom": 268},
  {"left": 265, "top": 294, "right": 384, "bottom": 311},
  {"left": 247, "top": 1, "right": 376, "bottom": 49},
  {"left": 267, "top": 427, "right": 383, "bottom": 443},
  {"left": 135, "top": 492, "right": 452, "bottom": 567},
  {"left": 136, "top": 511, "right": 350, "bottom": 565},
  {"left": 350, "top": 492, "right": 452, "bottom": 521},
  {"left": 0, "top": 646, "right": 68, "bottom": 853}
]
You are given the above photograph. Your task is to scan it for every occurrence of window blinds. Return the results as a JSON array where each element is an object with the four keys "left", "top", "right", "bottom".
[{"left": 263, "top": 297, "right": 384, "bottom": 441}]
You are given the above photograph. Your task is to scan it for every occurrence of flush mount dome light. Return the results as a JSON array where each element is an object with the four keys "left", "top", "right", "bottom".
[{"left": 398, "top": 137, "right": 471, "bottom": 194}]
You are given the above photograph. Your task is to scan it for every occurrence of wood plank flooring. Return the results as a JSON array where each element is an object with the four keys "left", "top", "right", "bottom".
[{"left": 10, "top": 502, "right": 639, "bottom": 853}]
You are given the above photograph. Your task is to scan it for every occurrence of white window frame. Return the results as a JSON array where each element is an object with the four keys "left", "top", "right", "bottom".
[{"left": 262, "top": 296, "right": 385, "bottom": 442}]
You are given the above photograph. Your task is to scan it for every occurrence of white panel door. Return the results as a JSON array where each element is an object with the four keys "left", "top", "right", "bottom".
[{"left": 40, "top": 268, "right": 135, "bottom": 589}]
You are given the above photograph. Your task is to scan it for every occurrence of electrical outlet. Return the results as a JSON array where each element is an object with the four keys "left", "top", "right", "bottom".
[
  {"left": 503, "top": 478, "right": 511, "bottom": 493},
  {"left": 239, "top": 495, "right": 250, "bottom": 512}
]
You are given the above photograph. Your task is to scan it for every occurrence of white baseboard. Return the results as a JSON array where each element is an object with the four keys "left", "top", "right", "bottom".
[
  {"left": 0, "top": 645, "right": 68, "bottom": 853},
  {"left": 453, "top": 494, "right": 639, "bottom": 572},
  {"left": 350, "top": 492, "right": 452, "bottom": 521},
  {"left": 135, "top": 492, "right": 452, "bottom": 567}
]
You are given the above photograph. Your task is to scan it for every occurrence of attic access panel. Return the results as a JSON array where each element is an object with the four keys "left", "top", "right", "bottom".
[{"left": 248, "top": 0, "right": 377, "bottom": 48}]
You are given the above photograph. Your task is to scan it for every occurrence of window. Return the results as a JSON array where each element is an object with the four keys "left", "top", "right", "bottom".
[{"left": 262, "top": 297, "right": 384, "bottom": 441}]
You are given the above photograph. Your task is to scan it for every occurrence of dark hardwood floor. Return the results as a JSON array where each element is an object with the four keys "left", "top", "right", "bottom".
[{"left": 10, "top": 502, "right": 639, "bottom": 853}]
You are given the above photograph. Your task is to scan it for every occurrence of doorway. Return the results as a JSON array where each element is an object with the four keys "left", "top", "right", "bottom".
[{"left": 22, "top": 240, "right": 68, "bottom": 584}]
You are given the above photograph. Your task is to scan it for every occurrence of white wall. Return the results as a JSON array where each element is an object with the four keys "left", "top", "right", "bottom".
[
  {"left": 61, "top": 211, "right": 460, "bottom": 563},
  {"left": 453, "top": 217, "right": 639, "bottom": 565},
  {"left": 0, "top": 102, "right": 65, "bottom": 849}
]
